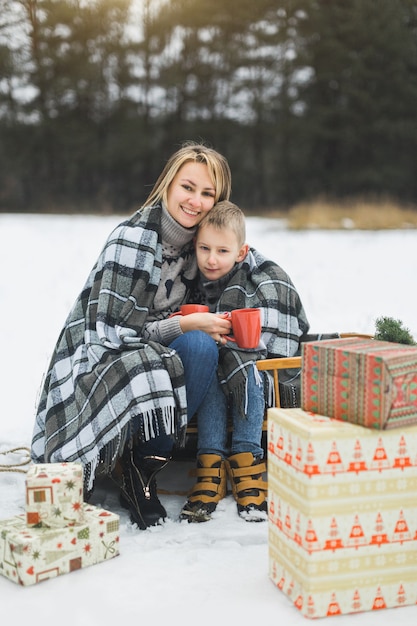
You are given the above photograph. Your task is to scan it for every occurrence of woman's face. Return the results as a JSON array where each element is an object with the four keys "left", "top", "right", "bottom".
[{"left": 166, "top": 161, "right": 216, "bottom": 228}]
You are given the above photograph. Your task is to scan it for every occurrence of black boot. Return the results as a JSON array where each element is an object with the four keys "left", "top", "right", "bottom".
[{"left": 119, "top": 447, "right": 170, "bottom": 530}]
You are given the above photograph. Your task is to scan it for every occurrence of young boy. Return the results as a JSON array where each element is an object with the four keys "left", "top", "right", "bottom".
[{"left": 180, "top": 200, "right": 309, "bottom": 523}]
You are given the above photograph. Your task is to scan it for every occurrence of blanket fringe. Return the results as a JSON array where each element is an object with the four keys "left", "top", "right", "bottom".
[{"left": 140, "top": 406, "right": 183, "bottom": 442}]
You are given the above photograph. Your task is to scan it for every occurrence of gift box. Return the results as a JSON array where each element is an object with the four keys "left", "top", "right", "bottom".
[
  {"left": 268, "top": 407, "right": 417, "bottom": 618},
  {"left": 301, "top": 337, "right": 417, "bottom": 429},
  {"left": 0, "top": 504, "right": 120, "bottom": 586},
  {"left": 25, "top": 462, "right": 84, "bottom": 527}
]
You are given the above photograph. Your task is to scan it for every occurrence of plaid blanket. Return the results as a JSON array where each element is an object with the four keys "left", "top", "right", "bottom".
[
  {"left": 208, "top": 249, "right": 309, "bottom": 415},
  {"left": 31, "top": 205, "right": 188, "bottom": 488}
]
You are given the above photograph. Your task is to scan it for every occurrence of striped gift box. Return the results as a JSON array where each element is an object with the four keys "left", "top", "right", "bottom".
[
  {"left": 301, "top": 338, "right": 417, "bottom": 429},
  {"left": 268, "top": 407, "right": 417, "bottom": 618}
]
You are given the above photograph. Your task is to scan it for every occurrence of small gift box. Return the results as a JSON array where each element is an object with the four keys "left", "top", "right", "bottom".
[{"left": 25, "top": 462, "right": 84, "bottom": 528}]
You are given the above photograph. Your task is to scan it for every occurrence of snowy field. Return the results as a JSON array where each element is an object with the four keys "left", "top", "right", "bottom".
[{"left": 0, "top": 212, "right": 416, "bottom": 625}]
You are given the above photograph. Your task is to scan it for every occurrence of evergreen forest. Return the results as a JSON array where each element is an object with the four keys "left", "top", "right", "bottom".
[{"left": 1, "top": 0, "right": 417, "bottom": 214}]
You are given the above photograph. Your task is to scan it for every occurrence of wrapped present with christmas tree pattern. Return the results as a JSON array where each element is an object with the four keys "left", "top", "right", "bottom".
[
  {"left": 0, "top": 504, "right": 120, "bottom": 586},
  {"left": 268, "top": 407, "right": 417, "bottom": 618}
]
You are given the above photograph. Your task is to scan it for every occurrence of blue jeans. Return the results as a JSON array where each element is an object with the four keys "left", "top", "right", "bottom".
[
  {"left": 196, "top": 365, "right": 265, "bottom": 459},
  {"left": 135, "top": 331, "right": 218, "bottom": 457}
]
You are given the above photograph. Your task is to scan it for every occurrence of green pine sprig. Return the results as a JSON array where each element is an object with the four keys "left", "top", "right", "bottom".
[{"left": 374, "top": 316, "right": 416, "bottom": 345}]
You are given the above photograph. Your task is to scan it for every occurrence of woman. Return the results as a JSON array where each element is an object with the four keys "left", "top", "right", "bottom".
[{"left": 31, "top": 141, "right": 232, "bottom": 530}]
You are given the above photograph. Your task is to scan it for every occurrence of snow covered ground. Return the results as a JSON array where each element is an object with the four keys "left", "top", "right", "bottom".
[{"left": 0, "top": 213, "right": 416, "bottom": 624}]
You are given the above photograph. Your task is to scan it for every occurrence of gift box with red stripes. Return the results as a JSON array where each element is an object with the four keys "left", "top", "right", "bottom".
[
  {"left": 301, "top": 337, "right": 417, "bottom": 429},
  {"left": 268, "top": 407, "right": 417, "bottom": 618}
]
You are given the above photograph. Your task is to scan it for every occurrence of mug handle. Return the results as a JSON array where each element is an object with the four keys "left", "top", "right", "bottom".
[{"left": 221, "top": 311, "right": 234, "bottom": 341}]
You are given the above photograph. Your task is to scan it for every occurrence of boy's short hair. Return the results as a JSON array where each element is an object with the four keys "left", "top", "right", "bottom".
[{"left": 197, "top": 200, "right": 246, "bottom": 246}]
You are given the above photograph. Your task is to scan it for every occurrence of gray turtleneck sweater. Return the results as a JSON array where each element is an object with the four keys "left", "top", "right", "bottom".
[{"left": 143, "top": 205, "right": 198, "bottom": 345}]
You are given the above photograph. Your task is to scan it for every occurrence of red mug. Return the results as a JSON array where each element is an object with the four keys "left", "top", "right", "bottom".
[
  {"left": 170, "top": 304, "right": 209, "bottom": 317},
  {"left": 225, "top": 308, "right": 261, "bottom": 349}
]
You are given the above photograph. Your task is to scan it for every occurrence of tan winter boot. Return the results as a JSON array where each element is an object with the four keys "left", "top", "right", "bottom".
[
  {"left": 179, "top": 454, "right": 227, "bottom": 523},
  {"left": 225, "top": 452, "right": 268, "bottom": 522}
]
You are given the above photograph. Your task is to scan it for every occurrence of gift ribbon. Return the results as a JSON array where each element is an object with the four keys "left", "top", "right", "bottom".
[{"left": 102, "top": 539, "right": 117, "bottom": 558}]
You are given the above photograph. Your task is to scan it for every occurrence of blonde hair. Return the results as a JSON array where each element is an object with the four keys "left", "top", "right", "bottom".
[
  {"left": 197, "top": 200, "right": 246, "bottom": 247},
  {"left": 142, "top": 141, "right": 232, "bottom": 208}
]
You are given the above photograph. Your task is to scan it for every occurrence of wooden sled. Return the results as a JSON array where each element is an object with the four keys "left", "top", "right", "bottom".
[{"left": 172, "top": 332, "right": 373, "bottom": 461}]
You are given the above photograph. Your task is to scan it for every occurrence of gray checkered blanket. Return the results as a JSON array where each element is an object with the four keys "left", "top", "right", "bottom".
[{"left": 31, "top": 205, "right": 188, "bottom": 488}]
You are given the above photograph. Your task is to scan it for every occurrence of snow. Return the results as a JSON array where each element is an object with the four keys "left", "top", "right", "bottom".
[{"left": 0, "top": 213, "right": 416, "bottom": 624}]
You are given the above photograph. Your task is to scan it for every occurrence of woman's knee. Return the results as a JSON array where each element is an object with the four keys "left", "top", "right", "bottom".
[
  {"left": 190, "top": 330, "right": 218, "bottom": 358},
  {"left": 172, "top": 330, "right": 218, "bottom": 363}
]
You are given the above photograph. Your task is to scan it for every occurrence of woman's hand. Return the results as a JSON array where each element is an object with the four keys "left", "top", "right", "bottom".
[{"left": 179, "top": 312, "right": 232, "bottom": 345}]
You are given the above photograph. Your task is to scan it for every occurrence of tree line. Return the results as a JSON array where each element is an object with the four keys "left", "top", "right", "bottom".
[{"left": 1, "top": 0, "right": 417, "bottom": 214}]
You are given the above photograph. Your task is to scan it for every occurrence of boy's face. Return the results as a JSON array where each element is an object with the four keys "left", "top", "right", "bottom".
[{"left": 195, "top": 224, "right": 248, "bottom": 281}]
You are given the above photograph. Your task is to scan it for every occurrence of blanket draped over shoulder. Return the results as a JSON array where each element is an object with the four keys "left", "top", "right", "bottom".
[
  {"left": 31, "top": 205, "right": 188, "bottom": 489},
  {"left": 213, "top": 249, "right": 309, "bottom": 416}
]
